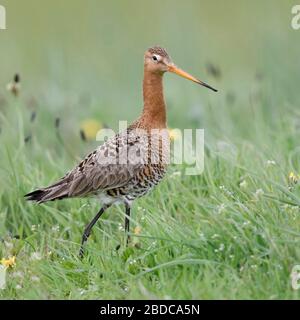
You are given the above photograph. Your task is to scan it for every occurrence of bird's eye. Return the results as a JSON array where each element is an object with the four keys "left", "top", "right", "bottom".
[{"left": 152, "top": 55, "right": 158, "bottom": 61}]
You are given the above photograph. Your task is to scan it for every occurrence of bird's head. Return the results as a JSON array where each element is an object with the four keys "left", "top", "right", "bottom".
[{"left": 144, "top": 46, "right": 217, "bottom": 92}]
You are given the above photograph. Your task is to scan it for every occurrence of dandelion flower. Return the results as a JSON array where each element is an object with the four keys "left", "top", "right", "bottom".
[
  {"left": 168, "top": 128, "right": 181, "bottom": 141},
  {"left": 1, "top": 256, "right": 16, "bottom": 268},
  {"left": 80, "top": 119, "right": 103, "bottom": 140},
  {"left": 289, "top": 172, "right": 299, "bottom": 185},
  {"left": 134, "top": 226, "right": 142, "bottom": 235}
]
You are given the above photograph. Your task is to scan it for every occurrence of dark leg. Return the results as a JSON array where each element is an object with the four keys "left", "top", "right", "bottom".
[
  {"left": 124, "top": 202, "right": 131, "bottom": 245},
  {"left": 79, "top": 205, "right": 109, "bottom": 258}
]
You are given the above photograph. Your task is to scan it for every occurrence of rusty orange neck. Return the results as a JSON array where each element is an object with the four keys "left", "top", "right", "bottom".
[{"left": 141, "top": 69, "right": 167, "bottom": 129}]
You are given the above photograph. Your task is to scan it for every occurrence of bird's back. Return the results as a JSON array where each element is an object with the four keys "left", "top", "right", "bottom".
[{"left": 25, "top": 123, "right": 170, "bottom": 204}]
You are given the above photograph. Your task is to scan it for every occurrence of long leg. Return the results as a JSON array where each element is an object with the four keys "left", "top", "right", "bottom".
[
  {"left": 79, "top": 204, "right": 109, "bottom": 258},
  {"left": 124, "top": 202, "right": 131, "bottom": 245}
]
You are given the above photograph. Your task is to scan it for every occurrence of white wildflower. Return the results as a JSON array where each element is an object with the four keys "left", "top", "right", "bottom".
[
  {"left": 266, "top": 160, "right": 276, "bottom": 167},
  {"left": 4, "top": 241, "right": 13, "bottom": 250},
  {"left": 242, "top": 221, "right": 250, "bottom": 227},
  {"left": 30, "top": 275, "right": 40, "bottom": 282},
  {"left": 239, "top": 180, "right": 248, "bottom": 188},
  {"left": 51, "top": 225, "right": 60, "bottom": 233},
  {"left": 171, "top": 171, "right": 181, "bottom": 178},
  {"left": 12, "top": 271, "right": 24, "bottom": 279},
  {"left": 216, "top": 203, "right": 226, "bottom": 214},
  {"left": 30, "top": 252, "right": 42, "bottom": 261},
  {"left": 79, "top": 289, "right": 86, "bottom": 295},
  {"left": 254, "top": 188, "right": 264, "bottom": 199}
]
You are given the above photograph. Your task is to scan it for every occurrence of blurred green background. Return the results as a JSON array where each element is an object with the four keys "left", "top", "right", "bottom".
[
  {"left": 0, "top": 0, "right": 299, "bottom": 129},
  {"left": 1, "top": 0, "right": 300, "bottom": 299}
]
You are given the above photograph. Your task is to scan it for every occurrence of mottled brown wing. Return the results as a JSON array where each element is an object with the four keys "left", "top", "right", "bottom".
[{"left": 67, "top": 130, "right": 149, "bottom": 197}]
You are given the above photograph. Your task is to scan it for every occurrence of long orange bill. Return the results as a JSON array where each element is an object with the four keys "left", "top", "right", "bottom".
[{"left": 168, "top": 65, "right": 217, "bottom": 92}]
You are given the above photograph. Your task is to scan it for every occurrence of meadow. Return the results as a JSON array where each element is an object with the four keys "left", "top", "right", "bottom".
[{"left": 1, "top": 0, "right": 300, "bottom": 299}]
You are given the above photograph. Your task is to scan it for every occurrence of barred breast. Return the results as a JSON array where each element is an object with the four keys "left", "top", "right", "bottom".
[{"left": 102, "top": 127, "right": 170, "bottom": 203}]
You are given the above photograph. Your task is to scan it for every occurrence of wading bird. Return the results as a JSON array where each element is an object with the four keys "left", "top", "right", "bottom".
[{"left": 25, "top": 46, "right": 217, "bottom": 257}]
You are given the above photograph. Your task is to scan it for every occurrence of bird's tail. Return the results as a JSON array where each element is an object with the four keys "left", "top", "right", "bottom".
[{"left": 24, "top": 179, "right": 70, "bottom": 203}]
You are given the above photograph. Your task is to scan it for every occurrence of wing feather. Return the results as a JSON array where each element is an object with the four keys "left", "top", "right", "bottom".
[{"left": 67, "top": 130, "right": 148, "bottom": 197}]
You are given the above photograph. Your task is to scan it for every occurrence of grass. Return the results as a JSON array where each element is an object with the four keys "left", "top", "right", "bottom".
[
  {"left": 1, "top": 0, "right": 300, "bottom": 300},
  {"left": 1, "top": 78, "right": 300, "bottom": 299}
]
